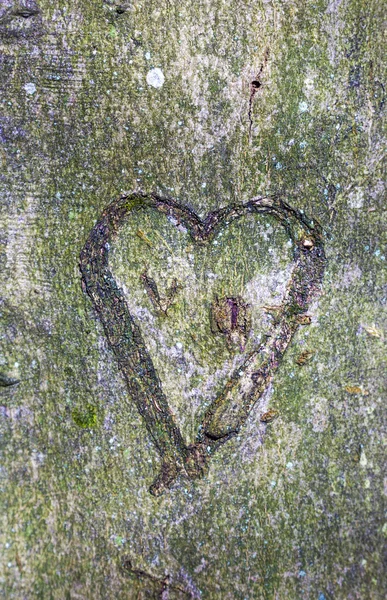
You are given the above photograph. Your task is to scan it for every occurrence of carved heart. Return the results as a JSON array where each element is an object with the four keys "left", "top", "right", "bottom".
[{"left": 80, "top": 193, "right": 325, "bottom": 495}]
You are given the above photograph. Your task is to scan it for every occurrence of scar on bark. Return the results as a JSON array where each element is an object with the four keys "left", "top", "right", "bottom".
[
  {"left": 0, "top": 1, "right": 43, "bottom": 41},
  {"left": 210, "top": 295, "right": 251, "bottom": 352},
  {"left": 0, "top": 373, "right": 20, "bottom": 387},
  {"left": 248, "top": 47, "right": 270, "bottom": 140},
  {"left": 121, "top": 557, "right": 196, "bottom": 599},
  {"left": 141, "top": 270, "right": 181, "bottom": 316}
]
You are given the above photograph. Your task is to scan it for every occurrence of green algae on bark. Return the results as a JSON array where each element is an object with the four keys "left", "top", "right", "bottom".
[{"left": 1, "top": 0, "right": 386, "bottom": 598}]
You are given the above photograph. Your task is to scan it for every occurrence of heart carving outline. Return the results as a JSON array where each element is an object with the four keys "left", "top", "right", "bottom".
[{"left": 80, "top": 193, "right": 326, "bottom": 495}]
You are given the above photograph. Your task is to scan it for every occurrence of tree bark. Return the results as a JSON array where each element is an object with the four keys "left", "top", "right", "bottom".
[{"left": 1, "top": 1, "right": 385, "bottom": 598}]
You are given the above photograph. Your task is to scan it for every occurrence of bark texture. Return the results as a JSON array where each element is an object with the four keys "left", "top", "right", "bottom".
[{"left": 0, "top": 1, "right": 386, "bottom": 598}]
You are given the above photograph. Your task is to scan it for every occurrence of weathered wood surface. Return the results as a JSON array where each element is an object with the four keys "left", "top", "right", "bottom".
[{"left": 0, "top": 1, "right": 386, "bottom": 598}]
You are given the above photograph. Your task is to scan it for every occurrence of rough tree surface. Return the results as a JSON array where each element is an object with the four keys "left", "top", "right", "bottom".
[{"left": 0, "top": 1, "right": 386, "bottom": 599}]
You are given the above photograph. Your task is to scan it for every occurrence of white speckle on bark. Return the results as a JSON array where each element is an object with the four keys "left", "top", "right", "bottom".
[
  {"left": 24, "top": 82, "right": 36, "bottom": 95},
  {"left": 360, "top": 449, "right": 368, "bottom": 467},
  {"left": 146, "top": 68, "right": 165, "bottom": 88},
  {"left": 348, "top": 188, "right": 364, "bottom": 208}
]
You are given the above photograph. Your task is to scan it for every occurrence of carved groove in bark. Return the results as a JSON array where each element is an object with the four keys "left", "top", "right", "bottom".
[{"left": 79, "top": 193, "right": 326, "bottom": 495}]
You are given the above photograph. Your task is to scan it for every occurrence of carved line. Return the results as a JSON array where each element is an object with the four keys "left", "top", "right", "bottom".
[{"left": 79, "top": 193, "right": 326, "bottom": 495}]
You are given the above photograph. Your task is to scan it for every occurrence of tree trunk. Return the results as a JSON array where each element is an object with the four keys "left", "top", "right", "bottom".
[{"left": 1, "top": 1, "right": 385, "bottom": 598}]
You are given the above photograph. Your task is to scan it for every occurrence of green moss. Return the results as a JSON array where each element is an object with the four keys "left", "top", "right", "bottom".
[{"left": 72, "top": 404, "right": 99, "bottom": 429}]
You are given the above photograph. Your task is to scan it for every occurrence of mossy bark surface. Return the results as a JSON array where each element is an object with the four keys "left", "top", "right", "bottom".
[{"left": 0, "top": 1, "right": 386, "bottom": 598}]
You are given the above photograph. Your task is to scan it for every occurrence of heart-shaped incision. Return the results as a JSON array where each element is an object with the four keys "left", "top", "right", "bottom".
[{"left": 80, "top": 193, "right": 326, "bottom": 496}]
